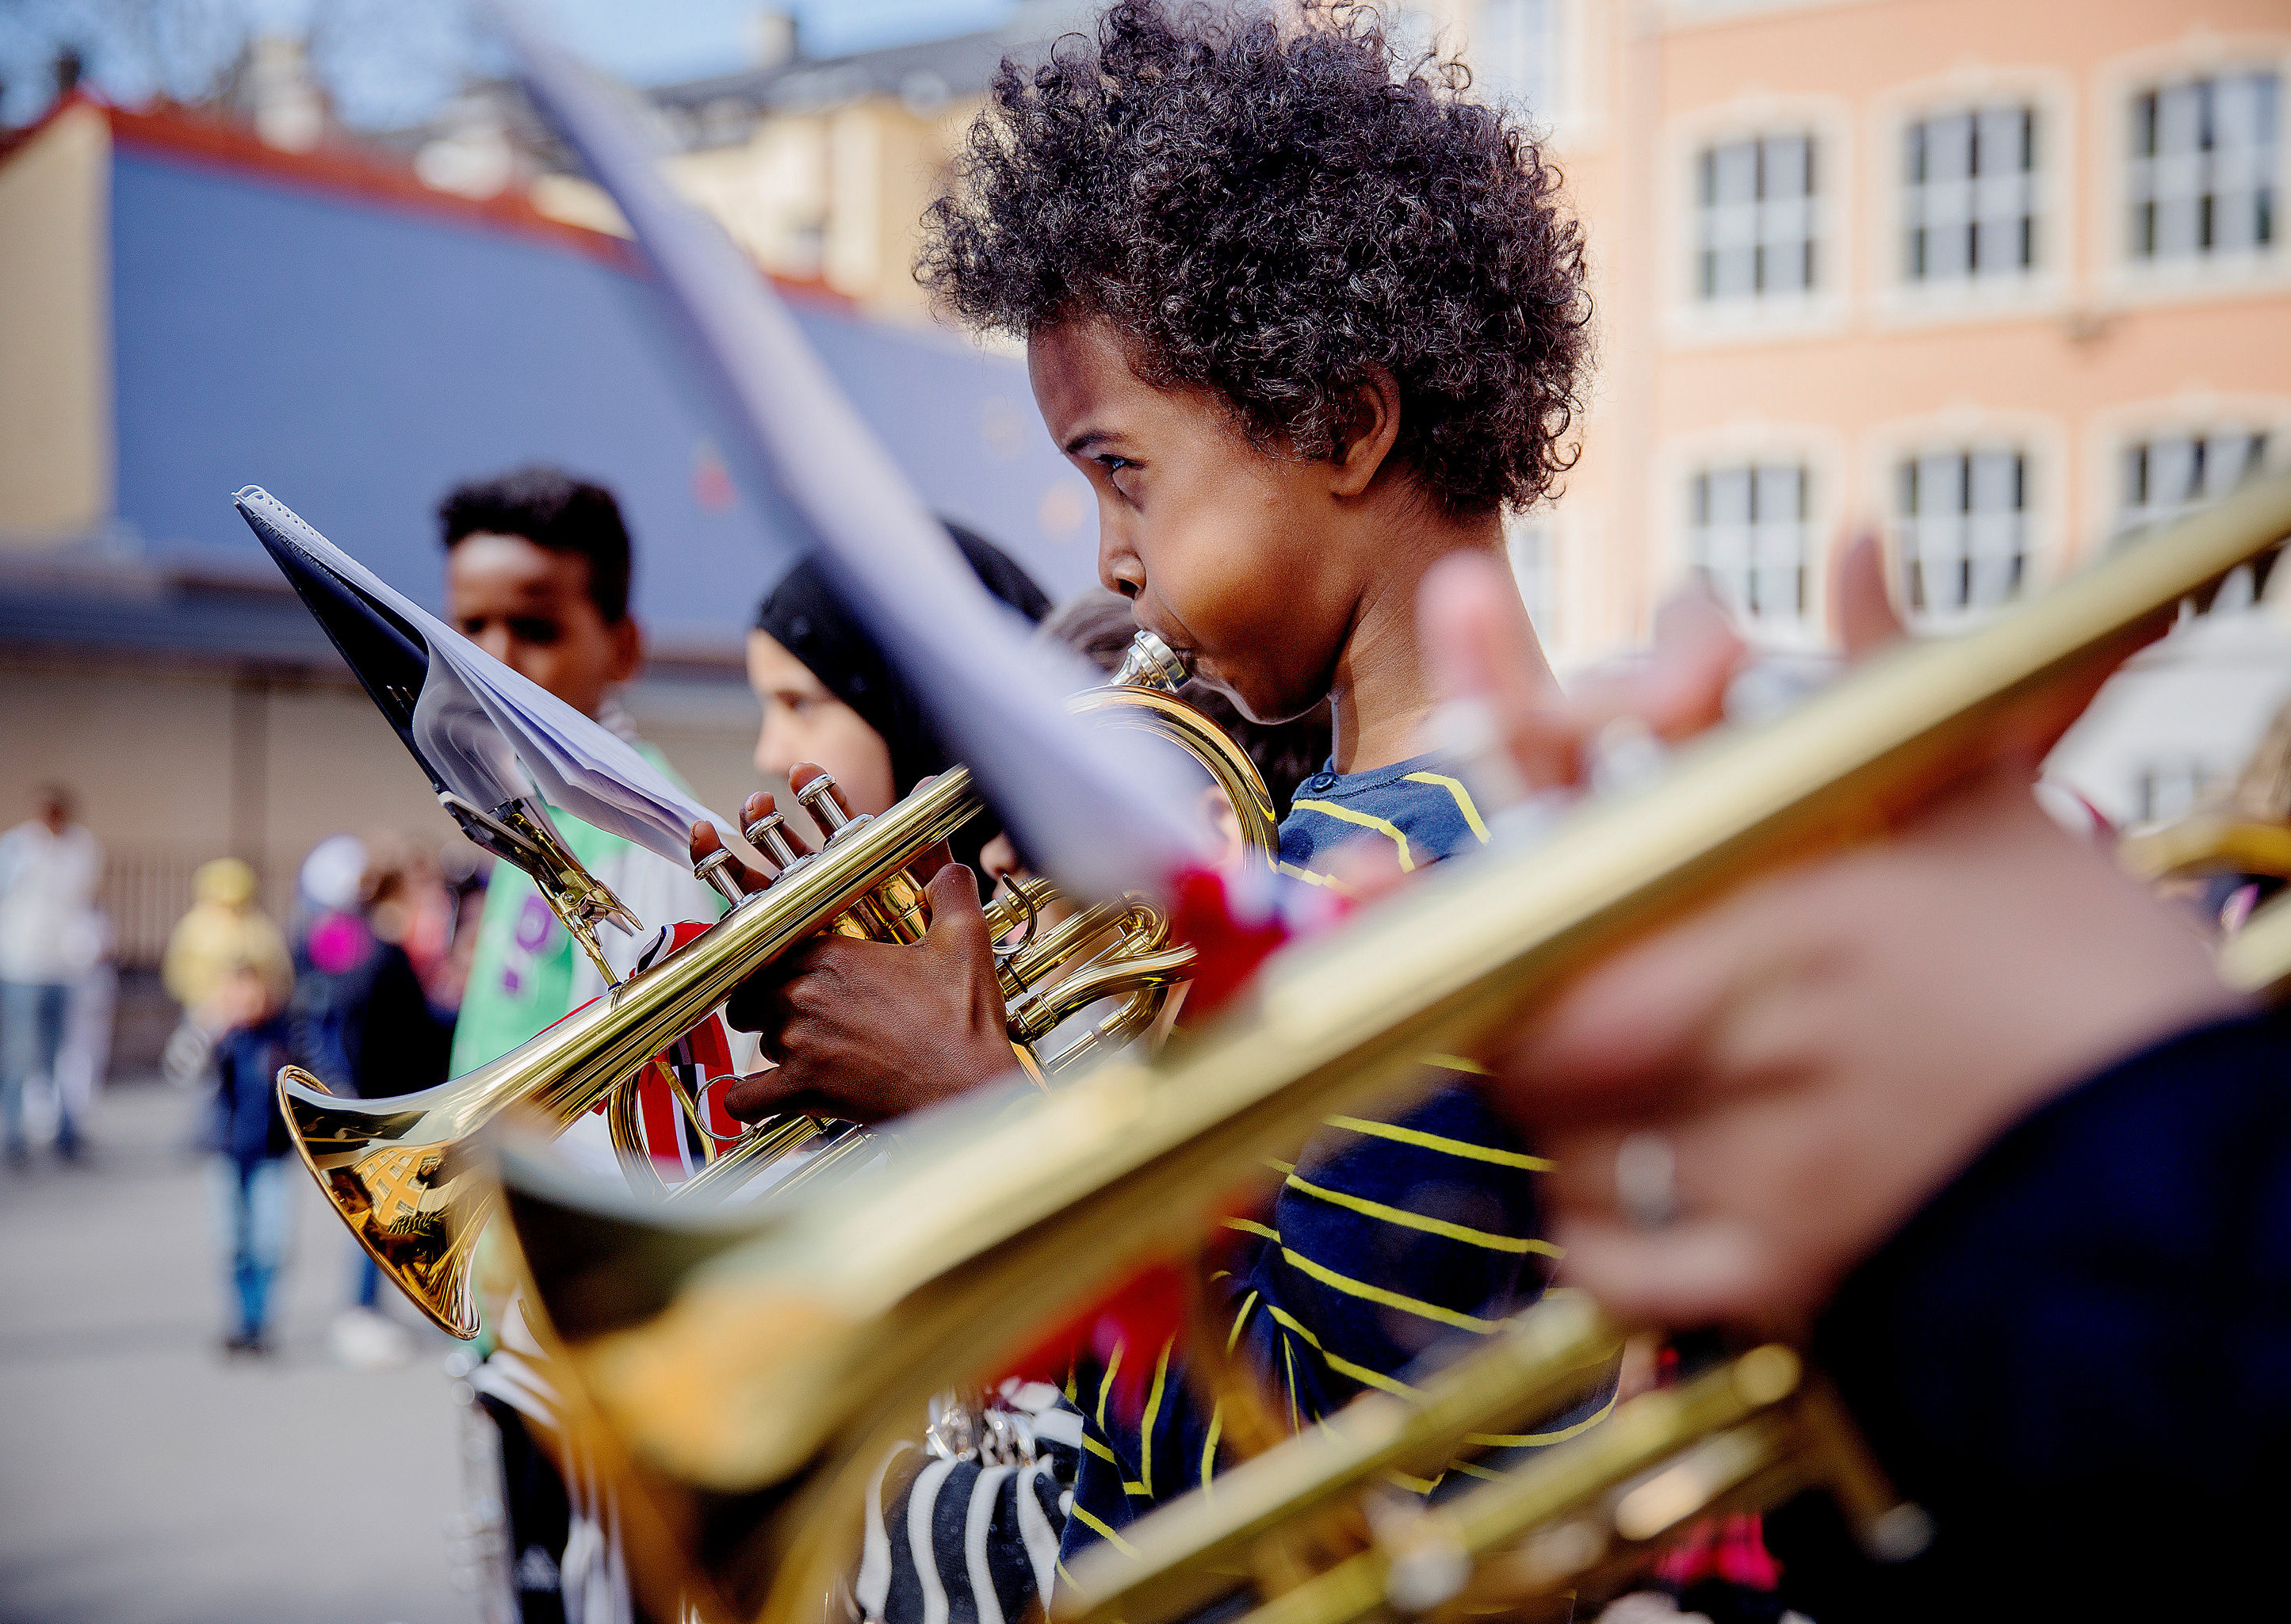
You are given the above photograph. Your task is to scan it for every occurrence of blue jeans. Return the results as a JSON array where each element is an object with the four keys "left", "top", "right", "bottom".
[
  {"left": 208, "top": 1156, "right": 293, "bottom": 1339},
  {"left": 1, "top": 980, "right": 75, "bottom": 1156}
]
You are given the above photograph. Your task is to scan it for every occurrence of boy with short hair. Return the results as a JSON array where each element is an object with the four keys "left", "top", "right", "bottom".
[
  {"left": 441, "top": 464, "right": 719, "bottom": 1624},
  {"left": 441, "top": 464, "right": 720, "bottom": 1084},
  {"left": 730, "top": 0, "right": 1598, "bottom": 1579}
]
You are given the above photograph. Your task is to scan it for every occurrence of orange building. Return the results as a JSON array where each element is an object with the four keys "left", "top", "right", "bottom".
[{"left": 1423, "top": 0, "right": 2290, "bottom": 817}]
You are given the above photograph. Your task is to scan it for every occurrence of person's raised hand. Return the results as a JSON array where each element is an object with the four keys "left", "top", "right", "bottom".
[
  {"left": 1423, "top": 533, "right": 2239, "bottom": 1334},
  {"left": 1493, "top": 767, "right": 2240, "bottom": 1333},
  {"left": 721, "top": 860, "right": 1015, "bottom": 1125}
]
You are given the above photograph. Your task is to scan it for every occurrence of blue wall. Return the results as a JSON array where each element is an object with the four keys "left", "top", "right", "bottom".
[{"left": 109, "top": 147, "right": 1099, "bottom": 643}]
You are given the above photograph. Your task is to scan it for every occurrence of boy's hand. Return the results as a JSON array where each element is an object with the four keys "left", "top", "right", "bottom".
[
  {"left": 1420, "top": 538, "right": 2237, "bottom": 1333},
  {"left": 721, "top": 862, "right": 1014, "bottom": 1124},
  {"left": 689, "top": 773, "right": 1015, "bottom": 1126}
]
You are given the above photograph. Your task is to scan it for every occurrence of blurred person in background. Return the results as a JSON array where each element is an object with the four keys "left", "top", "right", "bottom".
[
  {"left": 290, "top": 833, "right": 453, "bottom": 1370},
  {"left": 163, "top": 857, "right": 292, "bottom": 1025},
  {"left": 0, "top": 784, "right": 104, "bottom": 1165},
  {"left": 439, "top": 464, "right": 725, "bottom": 1624},
  {"left": 201, "top": 956, "right": 303, "bottom": 1358},
  {"left": 161, "top": 857, "right": 293, "bottom": 1090},
  {"left": 52, "top": 908, "right": 116, "bottom": 1143},
  {"left": 439, "top": 465, "right": 723, "bottom": 1116}
]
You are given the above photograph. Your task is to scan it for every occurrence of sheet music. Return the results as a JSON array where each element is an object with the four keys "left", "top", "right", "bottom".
[{"left": 236, "top": 486, "right": 736, "bottom": 870}]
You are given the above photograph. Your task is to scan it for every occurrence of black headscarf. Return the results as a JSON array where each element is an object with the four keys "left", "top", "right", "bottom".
[{"left": 755, "top": 522, "right": 1050, "bottom": 871}]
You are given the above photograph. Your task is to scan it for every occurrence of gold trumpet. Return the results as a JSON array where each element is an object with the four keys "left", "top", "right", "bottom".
[
  {"left": 275, "top": 630, "right": 1279, "bottom": 1339},
  {"left": 488, "top": 471, "right": 2291, "bottom": 1624}
]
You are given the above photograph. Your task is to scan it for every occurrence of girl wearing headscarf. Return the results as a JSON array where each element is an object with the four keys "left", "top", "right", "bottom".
[{"left": 746, "top": 522, "right": 1050, "bottom": 875}]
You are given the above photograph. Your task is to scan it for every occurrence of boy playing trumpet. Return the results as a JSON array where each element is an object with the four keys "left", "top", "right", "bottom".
[{"left": 721, "top": 0, "right": 1602, "bottom": 1588}]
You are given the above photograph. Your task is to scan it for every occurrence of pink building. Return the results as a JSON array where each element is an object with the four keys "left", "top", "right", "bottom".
[{"left": 1455, "top": 0, "right": 2291, "bottom": 816}]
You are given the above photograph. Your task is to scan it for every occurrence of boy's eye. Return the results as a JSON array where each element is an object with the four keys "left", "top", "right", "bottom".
[
  {"left": 508, "top": 616, "right": 564, "bottom": 647},
  {"left": 1096, "top": 453, "right": 1142, "bottom": 500}
]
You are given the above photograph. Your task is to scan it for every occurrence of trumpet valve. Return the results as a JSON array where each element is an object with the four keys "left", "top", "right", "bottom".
[
  {"left": 794, "top": 772, "right": 855, "bottom": 839},
  {"left": 744, "top": 809, "right": 804, "bottom": 872},
  {"left": 694, "top": 846, "right": 748, "bottom": 905}
]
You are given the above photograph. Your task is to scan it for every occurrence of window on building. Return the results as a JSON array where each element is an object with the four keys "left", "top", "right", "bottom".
[
  {"left": 1904, "top": 105, "right": 2037, "bottom": 283},
  {"left": 1696, "top": 134, "right": 1819, "bottom": 301},
  {"left": 2129, "top": 71, "right": 2280, "bottom": 262},
  {"left": 1505, "top": 514, "right": 1559, "bottom": 644},
  {"left": 1687, "top": 462, "right": 1811, "bottom": 631},
  {"left": 2133, "top": 760, "right": 2216, "bottom": 825},
  {"left": 1477, "top": 0, "right": 1563, "bottom": 120},
  {"left": 1895, "top": 448, "right": 2030, "bottom": 620},
  {"left": 2120, "top": 429, "right": 2271, "bottom": 537}
]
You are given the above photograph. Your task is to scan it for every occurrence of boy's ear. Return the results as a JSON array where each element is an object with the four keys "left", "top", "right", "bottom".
[
  {"left": 1329, "top": 365, "right": 1403, "bottom": 499},
  {"left": 607, "top": 615, "right": 644, "bottom": 686}
]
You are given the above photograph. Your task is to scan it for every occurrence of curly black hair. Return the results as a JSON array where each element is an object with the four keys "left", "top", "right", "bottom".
[{"left": 917, "top": 1, "right": 1589, "bottom": 516}]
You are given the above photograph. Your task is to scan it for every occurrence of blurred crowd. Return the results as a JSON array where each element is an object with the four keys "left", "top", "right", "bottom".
[{"left": 0, "top": 778, "right": 486, "bottom": 1366}]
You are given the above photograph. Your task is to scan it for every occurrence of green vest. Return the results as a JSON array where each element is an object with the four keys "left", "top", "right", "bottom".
[{"left": 449, "top": 743, "right": 717, "bottom": 1075}]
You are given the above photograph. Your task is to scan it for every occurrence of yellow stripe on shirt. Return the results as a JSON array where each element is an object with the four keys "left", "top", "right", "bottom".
[
  {"left": 1288, "top": 800, "right": 1418, "bottom": 872},
  {"left": 1400, "top": 771, "right": 1493, "bottom": 844},
  {"left": 1227, "top": 1290, "right": 1261, "bottom": 1355},
  {"left": 1465, "top": 1386, "right": 1620, "bottom": 1446},
  {"left": 1279, "top": 1245, "right": 1502, "bottom": 1334},
  {"left": 1283, "top": 1171, "right": 1559, "bottom": 1256},
  {"left": 1323, "top": 1114, "right": 1554, "bottom": 1171},
  {"left": 1069, "top": 1503, "right": 1140, "bottom": 1557},
  {"left": 1138, "top": 1337, "right": 1173, "bottom": 1492},
  {"left": 1275, "top": 860, "right": 1358, "bottom": 897},
  {"left": 1265, "top": 1303, "right": 1420, "bottom": 1400},
  {"left": 1096, "top": 1339, "right": 1123, "bottom": 1430}
]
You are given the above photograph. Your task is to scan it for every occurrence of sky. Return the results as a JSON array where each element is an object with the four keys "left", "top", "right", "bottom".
[{"left": 0, "top": 0, "right": 1019, "bottom": 128}]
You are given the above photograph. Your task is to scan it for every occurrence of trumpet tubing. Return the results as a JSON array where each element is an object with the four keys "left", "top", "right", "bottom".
[
  {"left": 278, "top": 630, "right": 1284, "bottom": 1338},
  {"left": 278, "top": 768, "right": 981, "bottom": 1339}
]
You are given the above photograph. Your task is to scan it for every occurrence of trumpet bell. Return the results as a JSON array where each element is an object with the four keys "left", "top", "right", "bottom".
[{"left": 276, "top": 1064, "right": 496, "bottom": 1338}]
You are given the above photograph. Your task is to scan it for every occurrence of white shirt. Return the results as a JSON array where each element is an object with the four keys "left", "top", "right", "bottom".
[{"left": 0, "top": 822, "right": 103, "bottom": 985}]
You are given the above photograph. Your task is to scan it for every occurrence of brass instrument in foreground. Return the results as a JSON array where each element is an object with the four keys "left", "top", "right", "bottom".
[
  {"left": 493, "top": 472, "right": 2291, "bottom": 1624},
  {"left": 277, "top": 629, "right": 1279, "bottom": 1339},
  {"left": 1057, "top": 1296, "right": 1924, "bottom": 1624}
]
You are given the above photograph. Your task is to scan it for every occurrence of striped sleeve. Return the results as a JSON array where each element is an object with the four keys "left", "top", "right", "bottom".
[{"left": 866, "top": 1384, "right": 1079, "bottom": 1624}]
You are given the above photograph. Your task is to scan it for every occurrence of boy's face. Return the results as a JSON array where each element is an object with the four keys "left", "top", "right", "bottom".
[
  {"left": 447, "top": 532, "right": 640, "bottom": 719},
  {"left": 1029, "top": 317, "right": 1360, "bottom": 724}
]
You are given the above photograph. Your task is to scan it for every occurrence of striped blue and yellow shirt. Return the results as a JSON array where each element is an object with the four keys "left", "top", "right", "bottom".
[{"left": 1056, "top": 753, "right": 1610, "bottom": 1568}]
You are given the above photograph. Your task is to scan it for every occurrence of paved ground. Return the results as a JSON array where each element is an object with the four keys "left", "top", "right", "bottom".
[{"left": 0, "top": 1079, "right": 480, "bottom": 1624}]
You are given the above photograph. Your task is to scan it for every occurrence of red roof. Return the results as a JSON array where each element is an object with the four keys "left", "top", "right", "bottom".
[{"left": 4, "top": 91, "right": 847, "bottom": 302}]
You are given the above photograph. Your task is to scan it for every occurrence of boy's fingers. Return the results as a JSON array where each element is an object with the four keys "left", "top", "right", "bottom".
[
  {"left": 741, "top": 789, "right": 816, "bottom": 867},
  {"left": 1490, "top": 881, "right": 1796, "bottom": 1126},
  {"left": 1636, "top": 589, "right": 1748, "bottom": 739},
  {"left": 689, "top": 820, "right": 769, "bottom": 893},
  {"left": 922, "top": 862, "right": 988, "bottom": 956},
  {"left": 722, "top": 1066, "right": 840, "bottom": 1125}
]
